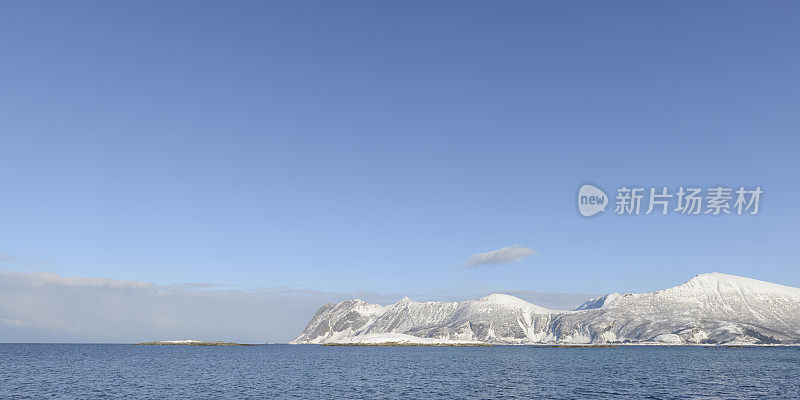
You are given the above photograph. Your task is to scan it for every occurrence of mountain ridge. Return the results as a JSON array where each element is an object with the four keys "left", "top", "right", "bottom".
[{"left": 292, "top": 273, "right": 800, "bottom": 345}]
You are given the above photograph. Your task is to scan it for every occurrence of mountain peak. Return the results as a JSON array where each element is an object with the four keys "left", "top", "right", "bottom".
[
  {"left": 691, "top": 272, "right": 741, "bottom": 281},
  {"left": 573, "top": 293, "right": 623, "bottom": 310},
  {"left": 674, "top": 272, "right": 800, "bottom": 297},
  {"left": 479, "top": 293, "right": 524, "bottom": 304},
  {"left": 396, "top": 296, "right": 414, "bottom": 305},
  {"left": 476, "top": 293, "right": 550, "bottom": 312}
]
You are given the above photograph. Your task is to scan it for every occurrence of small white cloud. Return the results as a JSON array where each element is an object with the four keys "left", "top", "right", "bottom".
[{"left": 462, "top": 245, "right": 536, "bottom": 268}]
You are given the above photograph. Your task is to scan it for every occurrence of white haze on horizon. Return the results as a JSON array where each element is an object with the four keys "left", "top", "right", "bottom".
[{"left": 0, "top": 270, "right": 596, "bottom": 343}]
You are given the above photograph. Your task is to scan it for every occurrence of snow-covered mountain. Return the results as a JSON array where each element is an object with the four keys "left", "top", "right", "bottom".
[{"left": 292, "top": 273, "right": 800, "bottom": 345}]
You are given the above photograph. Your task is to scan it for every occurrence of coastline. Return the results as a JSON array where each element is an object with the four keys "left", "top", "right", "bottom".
[{"left": 135, "top": 341, "right": 258, "bottom": 346}]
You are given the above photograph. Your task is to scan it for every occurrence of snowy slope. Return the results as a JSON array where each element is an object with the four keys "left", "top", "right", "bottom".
[
  {"left": 325, "top": 333, "right": 486, "bottom": 345},
  {"left": 292, "top": 273, "right": 800, "bottom": 345}
]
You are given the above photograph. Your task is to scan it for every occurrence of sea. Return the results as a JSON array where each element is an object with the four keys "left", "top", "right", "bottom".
[{"left": 1, "top": 344, "right": 798, "bottom": 399}]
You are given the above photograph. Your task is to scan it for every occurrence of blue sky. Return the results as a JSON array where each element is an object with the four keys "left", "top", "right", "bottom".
[{"left": 1, "top": 1, "right": 799, "bottom": 298}]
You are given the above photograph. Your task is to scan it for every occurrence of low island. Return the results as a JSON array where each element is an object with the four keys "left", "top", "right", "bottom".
[{"left": 135, "top": 340, "right": 257, "bottom": 346}]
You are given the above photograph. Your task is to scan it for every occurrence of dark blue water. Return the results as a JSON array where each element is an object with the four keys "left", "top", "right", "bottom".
[{"left": 1, "top": 344, "right": 799, "bottom": 399}]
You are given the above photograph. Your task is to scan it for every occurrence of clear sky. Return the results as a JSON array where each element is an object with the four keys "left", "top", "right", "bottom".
[{"left": 1, "top": 1, "right": 799, "bottom": 300}]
